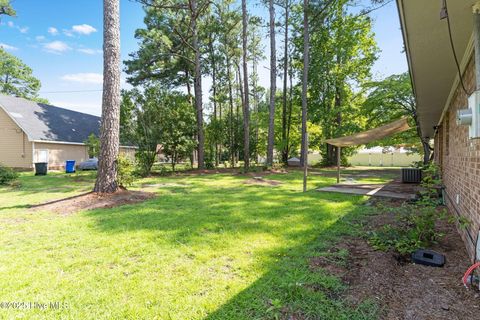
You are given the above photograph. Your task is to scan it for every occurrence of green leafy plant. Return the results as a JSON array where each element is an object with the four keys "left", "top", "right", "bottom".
[
  {"left": 448, "top": 214, "right": 471, "bottom": 230},
  {"left": 83, "top": 133, "right": 100, "bottom": 158},
  {"left": 204, "top": 153, "right": 215, "bottom": 170},
  {"left": 418, "top": 162, "right": 443, "bottom": 206},
  {"left": 135, "top": 150, "right": 157, "bottom": 177},
  {"left": 117, "top": 155, "right": 135, "bottom": 188},
  {"left": 0, "top": 164, "right": 18, "bottom": 185},
  {"left": 369, "top": 205, "right": 444, "bottom": 255},
  {"left": 266, "top": 298, "right": 283, "bottom": 320}
]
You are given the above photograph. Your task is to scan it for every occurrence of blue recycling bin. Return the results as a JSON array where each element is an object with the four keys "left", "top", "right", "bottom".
[{"left": 65, "top": 160, "right": 76, "bottom": 173}]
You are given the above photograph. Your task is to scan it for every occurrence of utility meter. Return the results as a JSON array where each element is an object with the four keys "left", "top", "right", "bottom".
[
  {"left": 457, "top": 108, "right": 472, "bottom": 125},
  {"left": 456, "top": 91, "right": 480, "bottom": 138}
]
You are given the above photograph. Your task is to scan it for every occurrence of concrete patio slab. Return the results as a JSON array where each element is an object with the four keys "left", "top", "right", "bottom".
[{"left": 317, "top": 181, "right": 418, "bottom": 200}]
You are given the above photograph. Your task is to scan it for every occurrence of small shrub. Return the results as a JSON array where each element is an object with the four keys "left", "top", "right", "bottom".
[
  {"left": 418, "top": 162, "right": 443, "bottom": 206},
  {"left": 0, "top": 165, "right": 19, "bottom": 185},
  {"left": 205, "top": 159, "right": 215, "bottom": 170},
  {"left": 135, "top": 150, "right": 156, "bottom": 177},
  {"left": 156, "top": 164, "right": 169, "bottom": 176},
  {"left": 271, "top": 162, "right": 285, "bottom": 171},
  {"left": 368, "top": 205, "right": 445, "bottom": 255},
  {"left": 117, "top": 155, "right": 135, "bottom": 188},
  {"left": 84, "top": 133, "right": 100, "bottom": 158}
]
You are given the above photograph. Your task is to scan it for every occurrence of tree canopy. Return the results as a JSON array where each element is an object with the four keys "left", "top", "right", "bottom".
[
  {"left": 0, "top": 0, "right": 15, "bottom": 17},
  {"left": 0, "top": 48, "right": 43, "bottom": 100},
  {"left": 363, "top": 72, "right": 430, "bottom": 162},
  {"left": 121, "top": 0, "right": 422, "bottom": 170}
]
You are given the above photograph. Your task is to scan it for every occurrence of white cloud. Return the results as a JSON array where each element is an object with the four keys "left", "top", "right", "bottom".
[
  {"left": 61, "top": 73, "right": 103, "bottom": 84},
  {"left": 77, "top": 48, "right": 102, "bottom": 55},
  {"left": 0, "top": 43, "right": 18, "bottom": 51},
  {"left": 63, "top": 29, "right": 74, "bottom": 37},
  {"left": 43, "top": 41, "right": 71, "bottom": 54},
  {"left": 6, "top": 21, "right": 29, "bottom": 33},
  {"left": 48, "top": 27, "right": 58, "bottom": 35},
  {"left": 35, "top": 36, "right": 46, "bottom": 42},
  {"left": 71, "top": 24, "right": 97, "bottom": 35}
]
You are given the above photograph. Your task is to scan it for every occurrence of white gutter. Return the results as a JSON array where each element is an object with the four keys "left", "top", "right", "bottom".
[
  {"left": 32, "top": 141, "right": 35, "bottom": 168},
  {"left": 32, "top": 140, "right": 87, "bottom": 146}
]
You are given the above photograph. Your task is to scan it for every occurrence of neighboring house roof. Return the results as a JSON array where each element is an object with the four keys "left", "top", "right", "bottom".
[
  {"left": 0, "top": 94, "right": 100, "bottom": 144},
  {"left": 396, "top": 0, "right": 475, "bottom": 138}
]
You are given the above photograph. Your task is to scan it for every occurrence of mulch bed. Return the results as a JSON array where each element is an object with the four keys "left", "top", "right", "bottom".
[
  {"left": 30, "top": 189, "right": 156, "bottom": 215},
  {"left": 311, "top": 199, "right": 480, "bottom": 319}
]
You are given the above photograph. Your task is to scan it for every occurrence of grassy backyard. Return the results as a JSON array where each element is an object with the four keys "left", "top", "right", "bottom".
[{"left": 0, "top": 168, "right": 393, "bottom": 319}]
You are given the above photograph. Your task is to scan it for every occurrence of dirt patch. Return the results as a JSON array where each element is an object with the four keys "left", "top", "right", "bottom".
[
  {"left": 141, "top": 183, "right": 188, "bottom": 188},
  {"left": 311, "top": 200, "right": 480, "bottom": 319},
  {"left": 31, "top": 189, "right": 156, "bottom": 215},
  {"left": 244, "top": 177, "right": 282, "bottom": 186},
  {"left": 182, "top": 168, "right": 245, "bottom": 175},
  {"left": 176, "top": 167, "right": 289, "bottom": 176}
]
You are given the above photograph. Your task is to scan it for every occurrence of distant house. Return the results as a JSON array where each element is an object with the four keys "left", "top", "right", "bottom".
[
  {"left": 397, "top": 1, "right": 480, "bottom": 258},
  {"left": 0, "top": 94, "right": 135, "bottom": 169}
]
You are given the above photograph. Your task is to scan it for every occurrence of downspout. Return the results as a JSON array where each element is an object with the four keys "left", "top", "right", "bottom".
[
  {"left": 32, "top": 141, "right": 35, "bottom": 169},
  {"left": 473, "top": 2, "right": 480, "bottom": 264},
  {"left": 474, "top": 3, "right": 480, "bottom": 91}
]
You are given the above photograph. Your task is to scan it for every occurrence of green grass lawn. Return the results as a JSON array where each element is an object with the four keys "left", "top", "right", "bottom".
[{"left": 0, "top": 168, "right": 394, "bottom": 319}]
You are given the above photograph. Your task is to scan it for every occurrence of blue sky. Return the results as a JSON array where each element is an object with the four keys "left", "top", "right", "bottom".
[{"left": 0, "top": 0, "right": 407, "bottom": 116}]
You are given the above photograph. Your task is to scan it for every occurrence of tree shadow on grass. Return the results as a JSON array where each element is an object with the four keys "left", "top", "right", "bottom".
[
  {"left": 202, "top": 204, "right": 380, "bottom": 320},
  {"left": 84, "top": 173, "right": 379, "bottom": 318},
  {"left": 0, "top": 171, "right": 96, "bottom": 208},
  {"left": 0, "top": 204, "right": 31, "bottom": 211},
  {"left": 84, "top": 184, "right": 357, "bottom": 245}
]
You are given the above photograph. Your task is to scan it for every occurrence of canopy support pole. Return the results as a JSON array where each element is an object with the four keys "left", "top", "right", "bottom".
[{"left": 336, "top": 146, "right": 341, "bottom": 184}]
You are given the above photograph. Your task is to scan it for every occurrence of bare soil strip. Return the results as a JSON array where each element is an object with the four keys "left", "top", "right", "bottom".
[
  {"left": 31, "top": 189, "right": 156, "bottom": 215},
  {"left": 311, "top": 200, "right": 480, "bottom": 320}
]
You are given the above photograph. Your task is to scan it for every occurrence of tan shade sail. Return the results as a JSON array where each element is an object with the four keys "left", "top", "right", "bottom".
[{"left": 325, "top": 117, "right": 411, "bottom": 147}]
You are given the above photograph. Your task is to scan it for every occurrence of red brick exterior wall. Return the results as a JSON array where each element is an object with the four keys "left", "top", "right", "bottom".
[{"left": 435, "top": 55, "right": 479, "bottom": 259}]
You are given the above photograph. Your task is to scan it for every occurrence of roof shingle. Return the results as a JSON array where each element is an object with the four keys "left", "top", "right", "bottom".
[{"left": 0, "top": 94, "right": 100, "bottom": 143}]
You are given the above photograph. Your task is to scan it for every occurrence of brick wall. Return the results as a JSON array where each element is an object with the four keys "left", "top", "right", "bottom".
[{"left": 436, "top": 55, "right": 480, "bottom": 259}]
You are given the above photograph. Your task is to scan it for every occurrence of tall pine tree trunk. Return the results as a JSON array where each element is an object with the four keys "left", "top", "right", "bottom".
[
  {"left": 236, "top": 63, "right": 242, "bottom": 166},
  {"left": 266, "top": 0, "right": 276, "bottom": 167},
  {"left": 209, "top": 35, "right": 220, "bottom": 167},
  {"left": 301, "top": 0, "right": 309, "bottom": 192},
  {"left": 281, "top": 0, "right": 289, "bottom": 165},
  {"left": 94, "top": 0, "right": 121, "bottom": 194},
  {"left": 286, "top": 55, "right": 293, "bottom": 159},
  {"left": 242, "top": 0, "right": 250, "bottom": 170},
  {"left": 253, "top": 63, "right": 260, "bottom": 164},
  {"left": 227, "top": 62, "right": 235, "bottom": 167},
  {"left": 192, "top": 0, "right": 204, "bottom": 169}
]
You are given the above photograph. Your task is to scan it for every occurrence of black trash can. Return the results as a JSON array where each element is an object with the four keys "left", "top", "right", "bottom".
[{"left": 35, "top": 162, "right": 48, "bottom": 176}]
